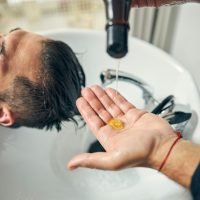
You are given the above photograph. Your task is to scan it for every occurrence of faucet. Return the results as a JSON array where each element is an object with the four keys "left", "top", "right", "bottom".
[
  {"left": 100, "top": 69, "right": 156, "bottom": 106},
  {"left": 103, "top": 0, "right": 132, "bottom": 58}
]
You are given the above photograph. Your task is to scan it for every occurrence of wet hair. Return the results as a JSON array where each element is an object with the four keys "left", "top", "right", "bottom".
[{"left": 0, "top": 40, "right": 85, "bottom": 131}]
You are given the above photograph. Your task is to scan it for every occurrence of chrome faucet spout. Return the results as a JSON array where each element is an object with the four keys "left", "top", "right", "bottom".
[{"left": 100, "top": 69, "right": 156, "bottom": 105}]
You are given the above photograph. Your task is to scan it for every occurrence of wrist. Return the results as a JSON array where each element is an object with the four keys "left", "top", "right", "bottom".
[
  {"left": 148, "top": 133, "right": 200, "bottom": 188},
  {"left": 148, "top": 133, "right": 178, "bottom": 170}
]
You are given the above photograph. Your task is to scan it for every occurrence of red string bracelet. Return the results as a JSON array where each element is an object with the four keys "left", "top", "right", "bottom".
[{"left": 158, "top": 132, "right": 182, "bottom": 172}]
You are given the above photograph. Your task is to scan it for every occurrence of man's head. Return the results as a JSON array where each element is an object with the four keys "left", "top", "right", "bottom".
[{"left": 0, "top": 28, "right": 85, "bottom": 131}]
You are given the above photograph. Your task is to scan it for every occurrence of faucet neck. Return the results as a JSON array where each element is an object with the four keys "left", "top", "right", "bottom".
[{"left": 103, "top": 0, "right": 132, "bottom": 58}]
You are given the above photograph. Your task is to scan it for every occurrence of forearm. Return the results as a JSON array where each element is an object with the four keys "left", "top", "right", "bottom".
[
  {"left": 150, "top": 135, "right": 200, "bottom": 188},
  {"left": 132, "top": 0, "right": 200, "bottom": 8}
]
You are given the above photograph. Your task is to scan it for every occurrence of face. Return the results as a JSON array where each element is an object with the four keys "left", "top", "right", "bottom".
[
  {"left": 0, "top": 28, "right": 46, "bottom": 92},
  {"left": 0, "top": 28, "right": 47, "bottom": 126}
]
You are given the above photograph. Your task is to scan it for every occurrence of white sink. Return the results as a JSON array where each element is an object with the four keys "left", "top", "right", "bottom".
[{"left": 0, "top": 29, "right": 200, "bottom": 200}]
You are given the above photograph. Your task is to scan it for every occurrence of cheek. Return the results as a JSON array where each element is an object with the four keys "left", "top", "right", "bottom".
[
  {"left": 0, "top": 75, "right": 13, "bottom": 93},
  {"left": 0, "top": 56, "right": 4, "bottom": 69},
  {"left": 0, "top": 57, "right": 17, "bottom": 92},
  {"left": 0, "top": 57, "right": 8, "bottom": 77}
]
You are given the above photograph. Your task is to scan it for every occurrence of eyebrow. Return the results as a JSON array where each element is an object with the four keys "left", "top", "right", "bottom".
[{"left": 9, "top": 27, "right": 22, "bottom": 33}]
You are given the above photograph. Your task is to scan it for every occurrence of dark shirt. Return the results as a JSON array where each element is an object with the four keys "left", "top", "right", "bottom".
[{"left": 191, "top": 164, "right": 200, "bottom": 200}]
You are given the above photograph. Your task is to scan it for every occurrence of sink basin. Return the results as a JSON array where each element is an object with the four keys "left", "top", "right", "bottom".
[{"left": 0, "top": 29, "right": 200, "bottom": 200}]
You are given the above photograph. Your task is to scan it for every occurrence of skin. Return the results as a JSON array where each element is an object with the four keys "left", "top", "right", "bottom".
[
  {"left": 68, "top": 85, "right": 200, "bottom": 188},
  {"left": 0, "top": 28, "right": 46, "bottom": 126},
  {"left": 132, "top": 0, "right": 200, "bottom": 7}
]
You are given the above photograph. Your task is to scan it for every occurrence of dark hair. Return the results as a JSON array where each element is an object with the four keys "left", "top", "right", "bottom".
[{"left": 0, "top": 39, "right": 85, "bottom": 131}]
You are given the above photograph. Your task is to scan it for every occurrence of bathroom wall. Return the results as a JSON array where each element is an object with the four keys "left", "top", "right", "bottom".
[{"left": 169, "top": 3, "right": 200, "bottom": 88}]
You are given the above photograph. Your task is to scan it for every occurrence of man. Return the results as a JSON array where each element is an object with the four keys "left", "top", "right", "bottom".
[{"left": 0, "top": 28, "right": 85, "bottom": 131}]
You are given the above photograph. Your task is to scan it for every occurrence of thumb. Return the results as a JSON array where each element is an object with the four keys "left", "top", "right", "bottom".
[{"left": 67, "top": 152, "right": 123, "bottom": 171}]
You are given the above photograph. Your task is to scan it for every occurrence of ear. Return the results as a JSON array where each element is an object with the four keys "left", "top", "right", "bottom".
[{"left": 0, "top": 103, "right": 15, "bottom": 127}]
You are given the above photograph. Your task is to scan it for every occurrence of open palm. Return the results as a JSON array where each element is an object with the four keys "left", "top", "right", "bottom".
[{"left": 68, "top": 85, "right": 176, "bottom": 170}]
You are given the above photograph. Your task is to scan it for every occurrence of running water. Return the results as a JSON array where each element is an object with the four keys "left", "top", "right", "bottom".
[{"left": 115, "top": 59, "right": 121, "bottom": 98}]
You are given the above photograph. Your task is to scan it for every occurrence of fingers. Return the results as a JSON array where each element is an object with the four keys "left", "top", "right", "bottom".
[
  {"left": 67, "top": 152, "right": 124, "bottom": 171},
  {"left": 76, "top": 85, "right": 137, "bottom": 147},
  {"left": 81, "top": 87, "right": 112, "bottom": 123},
  {"left": 105, "top": 88, "right": 135, "bottom": 113},
  {"left": 76, "top": 97, "right": 104, "bottom": 133},
  {"left": 88, "top": 85, "right": 124, "bottom": 118},
  {"left": 76, "top": 97, "right": 115, "bottom": 144},
  {"left": 81, "top": 86, "right": 135, "bottom": 120}
]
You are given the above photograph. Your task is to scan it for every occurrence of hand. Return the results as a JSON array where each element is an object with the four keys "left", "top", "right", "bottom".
[
  {"left": 67, "top": 85, "right": 176, "bottom": 171},
  {"left": 132, "top": 0, "right": 188, "bottom": 8}
]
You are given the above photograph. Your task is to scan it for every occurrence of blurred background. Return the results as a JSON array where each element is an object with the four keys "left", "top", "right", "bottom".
[{"left": 0, "top": 0, "right": 200, "bottom": 87}]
